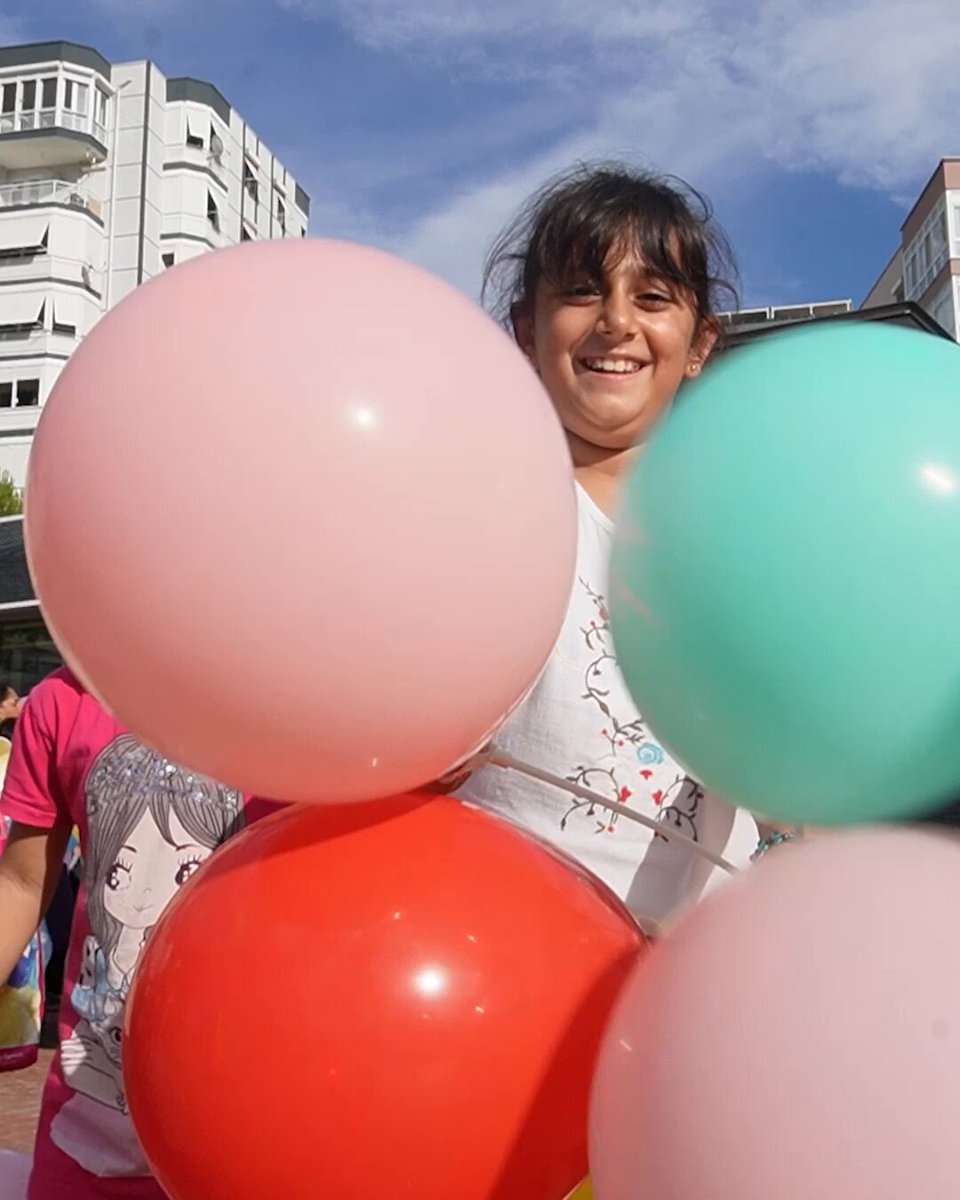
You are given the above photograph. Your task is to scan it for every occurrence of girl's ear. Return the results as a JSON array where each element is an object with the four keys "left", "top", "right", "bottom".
[
  {"left": 685, "top": 317, "right": 720, "bottom": 378},
  {"left": 510, "top": 302, "right": 537, "bottom": 367}
]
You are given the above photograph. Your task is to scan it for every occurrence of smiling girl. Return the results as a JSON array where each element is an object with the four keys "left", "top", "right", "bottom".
[{"left": 459, "top": 163, "right": 761, "bottom": 930}]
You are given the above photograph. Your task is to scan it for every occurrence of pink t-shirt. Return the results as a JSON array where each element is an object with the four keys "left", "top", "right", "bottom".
[{"left": 0, "top": 668, "right": 272, "bottom": 1200}]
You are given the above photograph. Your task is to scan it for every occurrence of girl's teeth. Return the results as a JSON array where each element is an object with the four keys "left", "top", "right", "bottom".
[{"left": 585, "top": 359, "right": 640, "bottom": 374}]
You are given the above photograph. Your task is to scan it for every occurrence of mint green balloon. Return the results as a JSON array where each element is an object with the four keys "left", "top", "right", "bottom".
[{"left": 610, "top": 322, "right": 960, "bottom": 826}]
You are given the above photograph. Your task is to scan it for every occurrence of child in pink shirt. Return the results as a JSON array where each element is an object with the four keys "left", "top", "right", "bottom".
[{"left": 0, "top": 667, "right": 272, "bottom": 1199}]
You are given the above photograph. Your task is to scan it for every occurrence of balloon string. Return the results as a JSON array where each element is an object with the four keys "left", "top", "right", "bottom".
[{"left": 486, "top": 748, "right": 740, "bottom": 875}]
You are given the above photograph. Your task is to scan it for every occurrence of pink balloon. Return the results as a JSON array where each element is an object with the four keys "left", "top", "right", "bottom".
[
  {"left": 590, "top": 828, "right": 960, "bottom": 1200},
  {"left": 26, "top": 240, "right": 576, "bottom": 802}
]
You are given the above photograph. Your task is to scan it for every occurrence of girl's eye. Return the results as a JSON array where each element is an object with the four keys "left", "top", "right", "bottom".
[
  {"left": 563, "top": 282, "right": 600, "bottom": 299},
  {"left": 175, "top": 856, "right": 203, "bottom": 887},
  {"left": 107, "top": 859, "right": 132, "bottom": 891},
  {"left": 639, "top": 291, "right": 671, "bottom": 306}
]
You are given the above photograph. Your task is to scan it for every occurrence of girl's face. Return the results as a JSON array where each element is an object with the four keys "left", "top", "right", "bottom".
[
  {"left": 515, "top": 243, "right": 712, "bottom": 453},
  {"left": 103, "top": 810, "right": 211, "bottom": 930}
]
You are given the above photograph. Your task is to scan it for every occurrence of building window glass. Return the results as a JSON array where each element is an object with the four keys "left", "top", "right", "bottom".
[
  {"left": 186, "top": 120, "right": 204, "bottom": 149},
  {"left": 276, "top": 196, "right": 286, "bottom": 234},
  {"left": 905, "top": 198, "right": 949, "bottom": 301},
  {"left": 94, "top": 87, "right": 108, "bottom": 141},
  {"left": 209, "top": 123, "right": 224, "bottom": 166},
  {"left": 16, "top": 379, "right": 39, "bottom": 407},
  {"left": 162, "top": 252, "right": 175, "bottom": 268},
  {"left": 0, "top": 383, "right": 11, "bottom": 408},
  {"left": 243, "top": 159, "right": 258, "bottom": 206},
  {"left": 40, "top": 77, "right": 57, "bottom": 109},
  {"left": 20, "top": 80, "right": 36, "bottom": 111},
  {"left": 207, "top": 191, "right": 220, "bottom": 233},
  {"left": 64, "top": 80, "right": 89, "bottom": 115},
  {"left": 1, "top": 84, "right": 14, "bottom": 115}
]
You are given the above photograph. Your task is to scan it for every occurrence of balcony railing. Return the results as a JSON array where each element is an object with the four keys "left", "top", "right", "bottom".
[
  {"left": 0, "top": 109, "right": 107, "bottom": 147},
  {"left": 0, "top": 179, "right": 103, "bottom": 219}
]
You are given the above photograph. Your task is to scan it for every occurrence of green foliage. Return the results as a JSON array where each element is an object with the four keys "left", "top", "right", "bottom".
[{"left": 0, "top": 470, "right": 24, "bottom": 516}]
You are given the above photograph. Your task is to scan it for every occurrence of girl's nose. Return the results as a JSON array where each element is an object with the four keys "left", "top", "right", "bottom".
[{"left": 596, "top": 290, "right": 638, "bottom": 339}]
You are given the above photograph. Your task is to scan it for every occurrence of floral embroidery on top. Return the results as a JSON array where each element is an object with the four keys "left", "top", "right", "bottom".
[{"left": 566, "top": 575, "right": 700, "bottom": 841}]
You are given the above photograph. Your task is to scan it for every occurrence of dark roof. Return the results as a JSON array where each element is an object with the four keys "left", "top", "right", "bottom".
[
  {"left": 0, "top": 41, "right": 111, "bottom": 80},
  {"left": 166, "top": 77, "right": 232, "bottom": 125},
  {"left": 0, "top": 517, "right": 35, "bottom": 607},
  {"left": 726, "top": 300, "right": 953, "bottom": 348}
]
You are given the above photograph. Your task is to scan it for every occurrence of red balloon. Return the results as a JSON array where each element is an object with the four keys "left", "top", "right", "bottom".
[{"left": 124, "top": 795, "right": 644, "bottom": 1200}]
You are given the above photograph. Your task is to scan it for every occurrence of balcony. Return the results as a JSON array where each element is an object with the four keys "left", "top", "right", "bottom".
[
  {"left": 0, "top": 107, "right": 107, "bottom": 171},
  {"left": 0, "top": 177, "right": 102, "bottom": 219}
]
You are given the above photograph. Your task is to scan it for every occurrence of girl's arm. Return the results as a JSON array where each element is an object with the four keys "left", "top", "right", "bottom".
[{"left": 0, "top": 820, "right": 71, "bottom": 983}]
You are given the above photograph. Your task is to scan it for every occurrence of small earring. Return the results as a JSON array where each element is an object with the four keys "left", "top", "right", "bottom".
[{"left": 688, "top": 361, "right": 702, "bottom": 376}]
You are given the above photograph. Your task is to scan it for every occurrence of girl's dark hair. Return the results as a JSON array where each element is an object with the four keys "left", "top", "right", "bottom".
[{"left": 482, "top": 161, "right": 739, "bottom": 334}]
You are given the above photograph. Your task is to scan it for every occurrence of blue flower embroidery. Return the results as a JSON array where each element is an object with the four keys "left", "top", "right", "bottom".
[{"left": 636, "top": 742, "right": 664, "bottom": 765}]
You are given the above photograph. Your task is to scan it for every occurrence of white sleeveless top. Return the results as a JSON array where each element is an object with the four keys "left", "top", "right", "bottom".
[{"left": 458, "top": 484, "right": 756, "bottom": 932}]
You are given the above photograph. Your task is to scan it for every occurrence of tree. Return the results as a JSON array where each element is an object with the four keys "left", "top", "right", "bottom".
[{"left": 0, "top": 470, "right": 23, "bottom": 516}]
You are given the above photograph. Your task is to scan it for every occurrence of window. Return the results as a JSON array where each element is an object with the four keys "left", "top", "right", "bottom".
[
  {"left": 207, "top": 191, "right": 220, "bottom": 233},
  {"left": 1, "top": 84, "right": 14, "bottom": 114},
  {"left": 64, "top": 80, "right": 89, "bottom": 115},
  {"left": 20, "top": 80, "right": 36, "bottom": 110},
  {"left": 276, "top": 197, "right": 286, "bottom": 235},
  {"left": 905, "top": 199, "right": 949, "bottom": 301},
  {"left": 186, "top": 120, "right": 204, "bottom": 149},
  {"left": 0, "top": 228, "right": 49, "bottom": 261},
  {"left": 15, "top": 379, "right": 39, "bottom": 408},
  {"left": 0, "top": 383, "right": 11, "bottom": 408},
  {"left": 52, "top": 304, "right": 76, "bottom": 336},
  {"left": 209, "top": 123, "right": 224, "bottom": 164},
  {"left": 240, "top": 226, "right": 252, "bottom": 243},
  {"left": 40, "top": 77, "right": 57, "bottom": 109},
  {"left": 94, "top": 87, "right": 108, "bottom": 134},
  {"left": 0, "top": 302, "right": 44, "bottom": 338},
  {"left": 243, "top": 159, "right": 258, "bottom": 206},
  {"left": 162, "top": 252, "right": 175, "bottom": 268}
]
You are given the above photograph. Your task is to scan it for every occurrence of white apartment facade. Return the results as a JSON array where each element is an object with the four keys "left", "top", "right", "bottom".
[
  {"left": 0, "top": 40, "right": 310, "bottom": 485},
  {"left": 862, "top": 158, "right": 960, "bottom": 340}
]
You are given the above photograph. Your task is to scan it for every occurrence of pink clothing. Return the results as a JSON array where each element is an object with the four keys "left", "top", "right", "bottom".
[{"left": 0, "top": 668, "right": 272, "bottom": 1199}]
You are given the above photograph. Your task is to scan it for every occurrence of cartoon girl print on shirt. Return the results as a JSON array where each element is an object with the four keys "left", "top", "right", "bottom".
[{"left": 60, "top": 734, "right": 244, "bottom": 1114}]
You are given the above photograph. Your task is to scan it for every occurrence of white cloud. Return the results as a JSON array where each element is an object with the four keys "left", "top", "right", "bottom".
[{"left": 281, "top": 0, "right": 960, "bottom": 297}]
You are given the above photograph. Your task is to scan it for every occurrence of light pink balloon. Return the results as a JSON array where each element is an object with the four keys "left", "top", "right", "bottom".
[
  {"left": 26, "top": 240, "right": 576, "bottom": 803},
  {"left": 590, "top": 827, "right": 960, "bottom": 1200}
]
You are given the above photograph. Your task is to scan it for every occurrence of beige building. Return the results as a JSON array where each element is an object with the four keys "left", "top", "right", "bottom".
[{"left": 862, "top": 158, "right": 960, "bottom": 339}]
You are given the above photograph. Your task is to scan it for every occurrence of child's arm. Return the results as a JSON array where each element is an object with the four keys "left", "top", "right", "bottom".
[{"left": 0, "top": 820, "right": 71, "bottom": 983}]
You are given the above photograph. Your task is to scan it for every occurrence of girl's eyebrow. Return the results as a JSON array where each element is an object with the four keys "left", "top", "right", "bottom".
[
  {"left": 175, "top": 842, "right": 203, "bottom": 852},
  {"left": 120, "top": 843, "right": 138, "bottom": 854}
]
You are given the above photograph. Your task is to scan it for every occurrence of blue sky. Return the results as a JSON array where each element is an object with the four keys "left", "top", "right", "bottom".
[{"left": 6, "top": 0, "right": 960, "bottom": 308}]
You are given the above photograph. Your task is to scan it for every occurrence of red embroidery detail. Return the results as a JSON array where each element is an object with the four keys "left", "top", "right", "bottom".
[
  {"left": 619, "top": 786, "right": 632, "bottom": 803},
  {"left": 639, "top": 769, "right": 653, "bottom": 780},
  {"left": 652, "top": 790, "right": 664, "bottom": 805}
]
